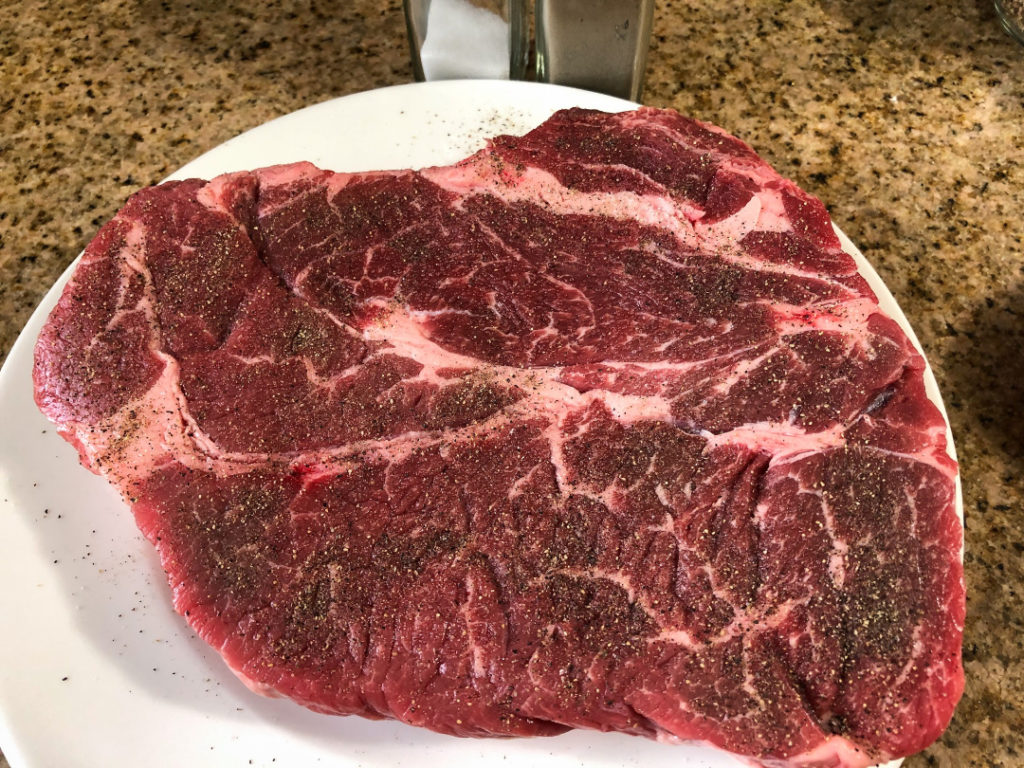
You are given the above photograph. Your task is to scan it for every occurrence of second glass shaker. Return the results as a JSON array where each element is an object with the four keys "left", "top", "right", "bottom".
[{"left": 535, "top": 0, "right": 655, "bottom": 101}]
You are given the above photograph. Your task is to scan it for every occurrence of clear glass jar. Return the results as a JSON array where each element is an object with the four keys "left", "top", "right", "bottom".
[
  {"left": 534, "top": 0, "right": 655, "bottom": 101},
  {"left": 403, "top": 0, "right": 529, "bottom": 81},
  {"left": 995, "top": 0, "right": 1024, "bottom": 45}
]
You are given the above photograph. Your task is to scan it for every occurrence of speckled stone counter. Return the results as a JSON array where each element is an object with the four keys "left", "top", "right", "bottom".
[{"left": 1, "top": 1, "right": 1021, "bottom": 766}]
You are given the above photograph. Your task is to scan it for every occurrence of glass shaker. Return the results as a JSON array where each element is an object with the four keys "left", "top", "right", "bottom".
[
  {"left": 995, "top": 0, "right": 1024, "bottom": 45},
  {"left": 403, "top": 0, "right": 529, "bottom": 81},
  {"left": 535, "top": 0, "right": 656, "bottom": 101}
]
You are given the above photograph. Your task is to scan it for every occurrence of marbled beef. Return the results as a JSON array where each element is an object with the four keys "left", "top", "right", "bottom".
[{"left": 33, "top": 107, "right": 964, "bottom": 767}]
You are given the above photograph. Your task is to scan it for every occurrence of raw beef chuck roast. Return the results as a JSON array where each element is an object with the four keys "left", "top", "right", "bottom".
[{"left": 33, "top": 107, "right": 964, "bottom": 767}]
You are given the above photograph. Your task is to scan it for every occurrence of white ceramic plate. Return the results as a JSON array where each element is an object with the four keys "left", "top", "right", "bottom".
[{"left": 0, "top": 80, "right": 952, "bottom": 768}]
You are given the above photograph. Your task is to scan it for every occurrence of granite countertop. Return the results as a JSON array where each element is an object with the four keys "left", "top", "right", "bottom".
[{"left": 1, "top": 1, "right": 1021, "bottom": 766}]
